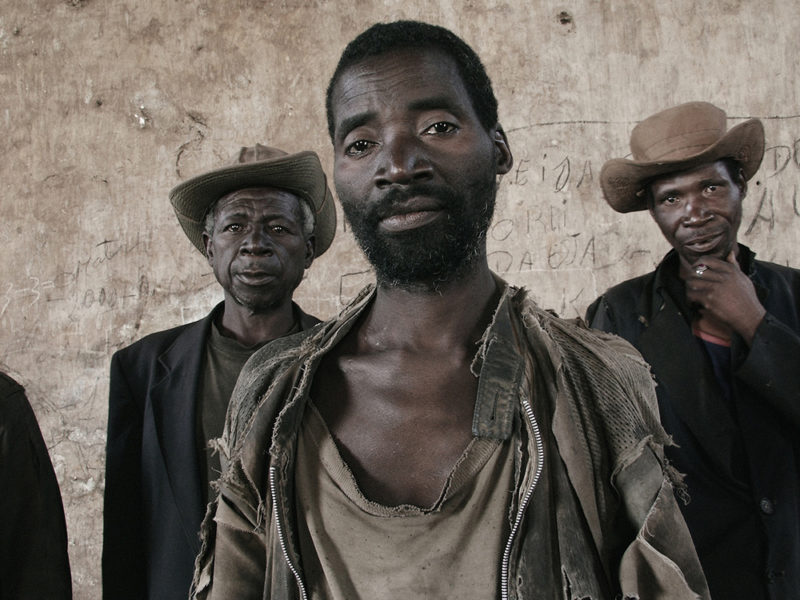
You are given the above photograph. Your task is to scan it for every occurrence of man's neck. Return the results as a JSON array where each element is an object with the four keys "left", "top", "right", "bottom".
[
  {"left": 218, "top": 298, "right": 297, "bottom": 348},
  {"left": 362, "top": 263, "right": 500, "bottom": 353}
]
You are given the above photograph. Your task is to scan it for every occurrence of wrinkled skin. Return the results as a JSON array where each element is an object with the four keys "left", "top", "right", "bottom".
[
  {"left": 648, "top": 161, "right": 765, "bottom": 343},
  {"left": 331, "top": 47, "right": 511, "bottom": 292},
  {"left": 203, "top": 187, "right": 314, "bottom": 345}
]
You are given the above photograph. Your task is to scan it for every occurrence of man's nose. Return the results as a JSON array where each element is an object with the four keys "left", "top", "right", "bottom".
[
  {"left": 683, "top": 194, "right": 712, "bottom": 225},
  {"left": 374, "top": 132, "right": 433, "bottom": 187},
  {"left": 240, "top": 226, "right": 273, "bottom": 254}
]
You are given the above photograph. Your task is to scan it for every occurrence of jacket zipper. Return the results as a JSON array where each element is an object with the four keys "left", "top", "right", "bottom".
[
  {"left": 270, "top": 465, "right": 309, "bottom": 600},
  {"left": 500, "top": 397, "right": 544, "bottom": 600}
]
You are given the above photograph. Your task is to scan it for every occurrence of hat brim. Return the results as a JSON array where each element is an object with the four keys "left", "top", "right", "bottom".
[
  {"left": 600, "top": 118, "right": 765, "bottom": 213},
  {"left": 169, "top": 150, "right": 336, "bottom": 256}
]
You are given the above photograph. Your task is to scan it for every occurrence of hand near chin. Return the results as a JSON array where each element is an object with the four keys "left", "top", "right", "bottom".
[{"left": 686, "top": 251, "right": 766, "bottom": 345}]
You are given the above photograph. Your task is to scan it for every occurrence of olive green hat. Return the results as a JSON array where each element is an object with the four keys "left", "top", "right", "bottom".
[{"left": 169, "top": 144, "right": 336, "bottom": 255}]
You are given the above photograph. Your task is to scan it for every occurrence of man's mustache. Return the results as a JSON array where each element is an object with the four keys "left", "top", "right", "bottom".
[{"left": 372, "top": 184, "right": 457, "bottom": 220}]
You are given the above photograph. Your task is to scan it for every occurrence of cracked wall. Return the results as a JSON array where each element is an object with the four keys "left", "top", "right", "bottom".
[{"left": 1, "top": 1, "right": 798, "bottom": 597}]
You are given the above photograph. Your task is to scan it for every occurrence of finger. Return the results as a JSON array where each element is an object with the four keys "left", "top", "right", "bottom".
[
  {"left": 692, "top": 262, "right": 710, "bottom": 278},
  {"left": 686, "top": 281, "right": 712, "bottom": 303}
]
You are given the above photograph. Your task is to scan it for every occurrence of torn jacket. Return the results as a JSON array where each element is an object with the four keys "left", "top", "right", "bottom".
[{"left": 192, "top": 279, "right": 709, "bottom": 600}]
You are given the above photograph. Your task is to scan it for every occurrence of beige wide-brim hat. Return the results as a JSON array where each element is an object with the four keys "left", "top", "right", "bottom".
[
  {"left": 169, "top": 144, "right": 337, "bottom": 256},
  {"left": 600, "top": 102, "right": 765, "bottom": 213}
]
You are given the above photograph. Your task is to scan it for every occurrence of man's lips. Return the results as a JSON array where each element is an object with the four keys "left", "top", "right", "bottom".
[
  {"left": 683, "top": 231, "right": 724, "bottom": 254},
  {"left": 235, "top": 268, "right": 278, "bottom": 286},
  {"left": 379, "top": 209, "right": 443, "bottom": 232},
  {"left": 377, "top": 197, "right": 445, "bottom": 233}
]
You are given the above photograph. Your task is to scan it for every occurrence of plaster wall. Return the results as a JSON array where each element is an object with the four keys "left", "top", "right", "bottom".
[{"left": 1, "top": 1, "right": 798, "bottom": 597}]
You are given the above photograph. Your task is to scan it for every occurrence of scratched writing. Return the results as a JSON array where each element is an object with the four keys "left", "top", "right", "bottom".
[
  {"left": 762, "top": 138, "right": 800, "bottom": 177},
  {"left": 488, "top": 232, "right": 655, "bottom": 274},
  {"left": 505, "top": 148, "right": 594, "bottom": 192},
  {"left": 0, "top": 232, "right": 214, "bottom": 320},
  {"left": 745, "top": 183, "right": 799, "bottom": 234}
]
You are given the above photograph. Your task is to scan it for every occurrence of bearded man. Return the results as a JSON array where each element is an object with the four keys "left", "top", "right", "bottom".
[{"left": 191, "top": 22, "right": 709, "bottom": 600}]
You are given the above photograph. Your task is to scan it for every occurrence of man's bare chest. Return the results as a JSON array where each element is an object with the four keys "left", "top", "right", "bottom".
[{"left": 312, "top": 348, "right": 478, "bottom": 507}]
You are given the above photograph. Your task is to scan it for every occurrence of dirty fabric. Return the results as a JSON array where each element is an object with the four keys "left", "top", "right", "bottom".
[
  {"left": 192, "top": 278, "right": 710, "bottom": 600},
  {"left": 198, "top": 320, "right": 272, "bottom": 503},
  {"left": 294, "top": 403, "right": 512, "bottom": 599}
]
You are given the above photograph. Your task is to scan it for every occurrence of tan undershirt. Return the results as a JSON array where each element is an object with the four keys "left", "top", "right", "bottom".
[
  {"left": 295, "top": 402, "right": 514, "bottom": 599},
  {"left": 197, "top": 320, "right": 263, "bottom": 503}
]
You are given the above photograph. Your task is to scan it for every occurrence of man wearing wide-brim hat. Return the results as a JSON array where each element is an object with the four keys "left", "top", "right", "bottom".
[
  {"left": 102, "top": 144, "right": 336, "bottom": 600},
  {"left": 586, "top": 101, "right": 800, "bottom": 600}
]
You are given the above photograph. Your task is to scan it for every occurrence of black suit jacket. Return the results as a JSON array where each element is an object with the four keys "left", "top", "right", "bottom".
[
  {"left": 102, "top": 304, "right": 320, "bottom": 599},
  {"left": 586, "top": 246, "right": 800, "bottom": 600},
  {"left": 103, "top": 307, "right": 215, "bottom": 600},
  {"left": 1, "top": 372, "right": 72, "bottom": 599}
]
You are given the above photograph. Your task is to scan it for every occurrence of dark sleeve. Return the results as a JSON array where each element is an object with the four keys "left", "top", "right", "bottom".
[
  {"left": 102, "top": 351, "right": 146, "bottom": 599},
  {"left": 0, "top": 375, "right": 72, "bottom": 599},
  {"left": 585, "top": 295, "right": 620, "bottom": 334},
  {"left": 735, "top": 312, "right": 800, "bottom": 430}
]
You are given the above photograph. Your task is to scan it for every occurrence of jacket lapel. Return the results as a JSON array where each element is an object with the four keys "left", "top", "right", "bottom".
[
  {"left": 149, "top": 310, "right": 216, "bottom": 553},
  {"left": 636, "top": 290, "right": 739, "bottom": 468}
]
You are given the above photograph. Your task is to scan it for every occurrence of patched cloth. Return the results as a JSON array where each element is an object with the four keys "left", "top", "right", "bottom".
[{"left": 191, "top": 279, "right": 710, "bottom": 599}]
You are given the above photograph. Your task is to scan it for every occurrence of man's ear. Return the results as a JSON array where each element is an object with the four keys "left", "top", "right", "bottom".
[
  {"left": 493, "top": 125, "right": 513, "bottom": 175},
  {"left": 304, "top": 237, "right": 316, "bottom": 269},
  {"left": 737, "top": 168, "right": 748, "bottom": 198},
  {"left": 203, "top": 232, "right": 214, "bottom": 266},
  {"left": 645, "top": 192, "right": 656, "bottom": 218}
]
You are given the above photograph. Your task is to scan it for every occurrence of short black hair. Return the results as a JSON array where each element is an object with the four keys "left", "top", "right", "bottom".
[{"left": 325, "top": 20, "right": 499, "bottom": 140}]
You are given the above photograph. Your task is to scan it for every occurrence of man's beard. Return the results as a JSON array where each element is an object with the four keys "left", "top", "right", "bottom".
[{"left": 341, "top": 177, "right": 497, "bottom": 291}]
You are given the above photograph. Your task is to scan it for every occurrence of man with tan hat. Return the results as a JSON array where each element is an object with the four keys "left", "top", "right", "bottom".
[
  {"left": 587, "top": 101, "right": 800, "bottom": 599},
  {"left": 102, "top": 144, "right": 336, "bottom": 600}
]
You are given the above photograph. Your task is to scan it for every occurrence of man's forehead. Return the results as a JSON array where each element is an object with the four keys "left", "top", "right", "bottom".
[
  {"left": 649, "top": 160, "right": 732, "bottom": 189},
  {"left": 216, "top": 187, "right": 302, "bottom": 210},
  {"left": 331, "top": 47, "right": 467, "bottom": 119}
]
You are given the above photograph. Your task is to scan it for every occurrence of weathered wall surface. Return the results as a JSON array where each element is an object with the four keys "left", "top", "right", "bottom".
[{"left": 1, "top": 0, "right": 798, "bottom": 597}]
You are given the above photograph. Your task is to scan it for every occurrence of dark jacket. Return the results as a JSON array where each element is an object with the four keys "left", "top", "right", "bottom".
[
  {"left": 586, "top": 245, "right": 800, "bottom": 600},
  {"left": 192, "top": 282, "right": 709, "bottom": 600},
  {"left": 103, "top": 303, "right": 319, "bottom": 600},
  {"left": 0, "top": 371, "right": 72, "bottom": 600}
]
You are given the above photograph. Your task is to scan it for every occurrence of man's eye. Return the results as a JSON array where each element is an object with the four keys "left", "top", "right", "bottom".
[
  {"left": 224, "top": 223, "right": 242, "bottom": 232},
  {"left": 661, "top": 196, "right": 679, "bottom": 205},
  {"left": 705, "top": 184, "right": 719, "bottom": 193},
  {"left": 424, "top": 122, "right": 457, "bottom": 135},
  {"left": 271, "top": 225, "right": 287, "bottom": 234},
  {"left": 345, "top": 140, "right": 374, "bottom": 156}
]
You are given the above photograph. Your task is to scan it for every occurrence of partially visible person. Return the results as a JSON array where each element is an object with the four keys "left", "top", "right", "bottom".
[
  {"left": 587, "top": 101, "right": 800, "bottom": 599},
  {"left": 102, "top": 144, "right": 336, "bottom": 600},
  {"left": 191, "top": 22, "right": 709, "bottom": 600},
  {"left": 0, "top": 370, "right": 72, "bottom": 599}
]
